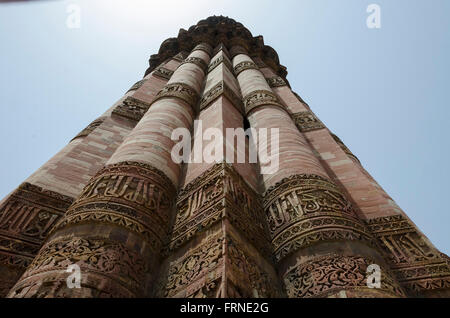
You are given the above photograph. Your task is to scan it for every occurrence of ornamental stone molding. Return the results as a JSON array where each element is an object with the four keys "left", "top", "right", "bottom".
[
  {"left": 180, "top": 56, "right": 208, "bottom": 74},
  {"left": 292, "top": 111, "right": 325, "bottom": 132},
  {"left": 208, "top": 54, "right": 233, "bottom": 73},
  {"left": 170, "top": 163, "right": 271, "bottom": 259},
  {"left": 52, "top": 161, "right": 176, "bottom": 249},
  {"left": 243, "top": 89, "right": 284, "bottom": 115},
  {"left": 153, "top": 67, "right": 174, "bottom": 80},
  {"left": 266, "top": 76, "right": 288, "bottom": 88},
  {"left": 0, "top": 183, "right": 74, "bottom": 297},
  {"left": 233, "top": 60, "right": 259, "bottom": 76},
  {"left": 160, "top": 231, "right": 281, "bottom": 298},
  {"left": 366, "top": 215, "right": 450, "bottom": 295},
  {"left": 199, "top": 81, "right": 244, "bottom": 114},
  {"left": 153, "top": 82, "right": 200, "bottom": 111},
  {"left": 263, "top": 174, "right": 374, "bottom": 261},
  {"left": 112, "top": 96, "right": 152, "bottom": 122}
]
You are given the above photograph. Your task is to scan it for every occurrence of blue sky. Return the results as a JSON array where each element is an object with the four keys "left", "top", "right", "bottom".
[{"left": 0, "top": 0, "right": 449, "bottom": 254}]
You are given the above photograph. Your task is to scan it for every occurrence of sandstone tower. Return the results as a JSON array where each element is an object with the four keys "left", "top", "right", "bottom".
[{"left": 0, "top": 16, "right": 449, "bottom": 298}]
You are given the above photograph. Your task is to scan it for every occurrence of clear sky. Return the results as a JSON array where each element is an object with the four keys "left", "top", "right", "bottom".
[{"left": 0, "top": 0, "right": 449, "bottom": 254}]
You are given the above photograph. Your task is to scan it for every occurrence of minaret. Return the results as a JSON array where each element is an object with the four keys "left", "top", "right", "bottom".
[{"left": 1, "top": 16, "right": 449, "bottom": 298}]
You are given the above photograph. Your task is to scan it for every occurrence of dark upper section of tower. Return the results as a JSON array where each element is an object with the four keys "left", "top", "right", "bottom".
[{"left": 145, "top": 16, "right": 287, "bottom": 80}]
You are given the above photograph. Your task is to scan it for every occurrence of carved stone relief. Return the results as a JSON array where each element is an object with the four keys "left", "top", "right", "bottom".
[
  {"left": 292, "top": 111, "right": 325, "bottom": 132},
  {"left": 366, "top": 215, "right": 450, "bottom": 295},
  {"left": 112, "top": 96, "right": 152, "bottom": 122}
]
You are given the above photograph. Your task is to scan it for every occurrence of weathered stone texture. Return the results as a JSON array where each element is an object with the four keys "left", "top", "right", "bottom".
[{"left": 1, "top": 16, "right": 448, "bottom": 298}]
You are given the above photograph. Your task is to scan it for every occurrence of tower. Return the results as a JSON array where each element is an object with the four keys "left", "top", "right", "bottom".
[{"left": 1, "top": 16, "right": 449, "bottom": 298}]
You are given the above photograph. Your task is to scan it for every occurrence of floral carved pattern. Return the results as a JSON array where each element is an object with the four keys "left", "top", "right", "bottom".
[
  {"left": 283, "top": 254, "right": 405, "bottom": 298},
  {"left": 163, "top": 233, "right": 224, "bottom": 297},
  {"left": 9, "top": 237, "right": 148, "bottom": 297}
]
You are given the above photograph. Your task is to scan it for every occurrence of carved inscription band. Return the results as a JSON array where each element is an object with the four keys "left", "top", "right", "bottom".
[
  {"left": 112, "top": 96, "right": 152, "bottom": 122},
  {"left": 153, "top": 67, "right": 174, "bottom": 80},
  {"left": 51, "top": 161, "right": 176, "bottom": 252},
  {"left": 243, "top": 89, "right": 284, "bottom": 115},
  {"left": 233, "top": 60, "right": 259, "bottom": 76},
  {"left": 366, "top": 215, "right": 450, "bottom": 295},
  {"left": 153, "top": 82, "right": 200, "bottom": 111},
  {"left": 199, "top": 81, "right": 244, "bottom": 113},
  {"left": 263, "top": 174, "right": 374, "bottom": 261},
  {"left": 170, "top": 163, "right": 271, "bottom": 259}
]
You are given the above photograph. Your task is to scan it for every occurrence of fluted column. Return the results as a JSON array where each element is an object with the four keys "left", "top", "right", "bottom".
[
  {"left": 155, "top": 44, "right": 282, "bottom": 298},
  {"left": 6, "top": 44, "right": 212, "bottom": 298},
  {"left": 0, "top": 54, "right": 181, "bottom": 297},
  {"left": 232, "top": 46, "right": 405, "bottom": 298}
]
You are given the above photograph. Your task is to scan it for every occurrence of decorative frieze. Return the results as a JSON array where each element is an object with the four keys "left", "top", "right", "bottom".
[
  {"left": 331, "top": 133, "right": 361, "bottom": 164},
  {"left": 263, "top": 174, "right": 373, "bottom": 261},
  {"left": 163, "top": 233, "right": 224, "bottom": 297},
  {"left": 161, "top": 231, "right": 280, "bottom": 298},
  {"left": 366, "top": 215, "right": 450, "bottom": 295},
  {"left": 172, "top": 51, "right": 189, "bottom": 62},
  {"left": 126, "top": 79, "right": 147, "bottom": 93},
  {"left": 112, "top": 96, "right": 152, "bottom": 122},
  {"left": 154, "top": 82, "right": 200, "bottom": 110},
  {"left": 0, "top": 183, "right": 74, "bottom": 269},
  {"left": 52, "top": 161, "right": 176, "bottom": 252},
  {"left": 71, "top": 117, "right": 105, "bottom": 141},
  {"left": 266, "top": 76, "right": 287, "bottom": 88},
  {"left": 243, "top": 89, "right": 284, "bottom": 115},
  {"left": 208, "top": 55, "right": 233, "bottom": 73},
  {"left": 170, "top": 163, "right": 271, "bottom": 258},
  {"left": 292, "top": 111, "right": 325, "bottom": 132},
  {"left": 153, "top": 67, "right": 174, "bottom": 80},
  {"left": 233, "top": 61, "right": 259, "bottom": 76},
  {"left": 226, "top": 235, "right": 282, "bottom": 298},
  {"left": 283, "top": 254, "right": 405, "bottom": 298},
  {"left": 10, "top": 237, "right": 149, "bottom": 298},
  {"left": 180, "top": 56, "right": 208, "bottom": 74},
  {"left": 199, "top": 81, "right": 244, "bottom": 114}
]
